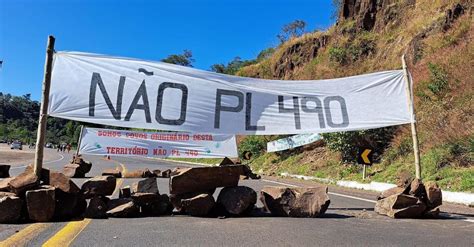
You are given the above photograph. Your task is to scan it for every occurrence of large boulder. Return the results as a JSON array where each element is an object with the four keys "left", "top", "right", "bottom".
[
  {"left": 409, "top": 178, "right": 426, "bottom": 199},
  {"left": 71, "top": 156, "right": 92, "bottom": 174},
  {"left": 131, "top": 178, "right": 159, "bottom": 194},
  {"left": 106, "top": 198, "right": 140, "bottom": 218},
  {"left": 63, "top": 164, "right": 85, "bottom": 178},
  {"left": 0, "top": 164, "right": 10, "bottom": 178},
  {"left": 49, "top": 171, "right": 80, "bottom": 194},
  {"left": 24, "top": 165, "right": 50, "bottom": 183},
  {"left": 147, "top": 194, "right": 173, "bottom": 216},
  {"left": 84, "top": 196, "right": 109, "bottom": 219},
  {"left": 81, "top": 176, "right": 116, "bottom": 198},
  {"left": 9, "top": 171, "right": 40, "bottom": 195},
  {"left": 102, "top": 168, "right": 122, "bottom": 178},
  {"left": 160, "top": 169, "right": 172, "bottom": 178},
  {"left": 169, "top": 188, "right": 216, "bottom": 212},
  {"left": 152, "top": 169, "right": 161, "bottom": 177},
  {"left": 217, "top": 186, "right": 257, "bottom": 215},
  {"left": 131, "top": 193, "right": 160, "bottom": 206},
  {"left": 0, "top": 195, "right": 23, "bottom": 223},
  {"left": 54, "top": 191, "right": 81, "bottom": 220},
  {"left": 169, "top": 165, "right": 243, "bottom": 194},
  {"left": 119, "top": 186, "right": 131, "bottom": 198},
  {"left": 181, "top": 193, "right": 215, "bottom": 216},
  {"left": 26, "top": 186, "right": 56, "bottom": 222},
  {"left": 219, "top": 157, "right": 236, "bottom": 166},
  {"left": 0, "top": 177, "right": 14, "bottom": 191},
  {"left": 374, "top": 193, "right": 426, "bottom": 218},
  {"left": 260, "top": 186, "right": 330, "bottom": 217},
  {"left": 424, "top": 181, "right": 442, "bottom": 209},
  {"left": 123, "top": 169, "right": 152, "bottom": 178},
  {"left": 377, "top": 186, "right": 405, "bottom": 200}
]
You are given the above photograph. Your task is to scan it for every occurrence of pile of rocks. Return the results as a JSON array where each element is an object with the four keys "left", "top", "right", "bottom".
[
  {"left": 0, "top": 164, "right": 332, "bottom": 223},
  {"left": 63, "top": 155, "right": 92, "bottom": 178},
  {"left": 375, "top": 178, "right": 442, "bottom": 218},
  {"left": 84, "top": 177, "right": 172, "bottom": 218},
  {"left": 168, "top": 165, "right": 330, "bottom": 218},
  {"left": 0, "top": 164, "right": 10, "bottom": 178},
  {"left": 169, "top": 165, "right": 250, "bottom": 216},
  {"left": 0, "top": 167, "right": 86, "bottom": 223}
]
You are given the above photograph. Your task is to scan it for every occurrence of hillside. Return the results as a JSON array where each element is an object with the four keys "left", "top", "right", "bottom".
[{"left": 236, "top": 0, "right": 473, "bottom": 192}]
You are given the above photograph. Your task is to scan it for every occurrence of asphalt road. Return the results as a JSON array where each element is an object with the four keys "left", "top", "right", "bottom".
[{"left": 1, "top": 149, "right": 473, "bottom": 246}]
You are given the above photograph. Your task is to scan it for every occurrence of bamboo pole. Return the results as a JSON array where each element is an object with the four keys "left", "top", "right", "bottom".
[
  {"left": 75, "top": 125, "right": 85, "bottom": 157},
  {"left": 401, "top": 55, "right": 421, "bottom": 179},
  {"left": 33, "top": 36, "right": 55, "bottom": 178}
]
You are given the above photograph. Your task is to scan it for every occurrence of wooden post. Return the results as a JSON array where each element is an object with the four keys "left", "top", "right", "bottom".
[
  {"left": 33, "top": 36, "right": 55, "bottom": 178},
  {"left": 75, "top": 125, "right": 85, "bottom": 157},
  {"left": 402, "top": 55, "right": 421, "bottom": 179}
]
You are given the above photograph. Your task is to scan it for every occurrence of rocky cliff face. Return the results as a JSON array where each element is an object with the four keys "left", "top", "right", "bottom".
[
  {"left": 338, "top": 0, "right": 416, "bottom": 31},
  {"left": 241, "top": 0, "right": 471, "bottom": 80}
]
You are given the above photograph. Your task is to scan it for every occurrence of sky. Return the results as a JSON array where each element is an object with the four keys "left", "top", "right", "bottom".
[{"left": 0, "top": 0, "right": 335, "bottom": 100}]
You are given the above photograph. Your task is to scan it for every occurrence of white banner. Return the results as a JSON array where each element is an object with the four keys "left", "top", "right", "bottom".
[
  {"left": 78, "top": 127, "right": 238, "bottom": 158},
  {"left": 49, "top": 52, "right": 413, "bottom": 135},
  {"left": 267, "top": 134, "right": 322, "bottom": 152}
]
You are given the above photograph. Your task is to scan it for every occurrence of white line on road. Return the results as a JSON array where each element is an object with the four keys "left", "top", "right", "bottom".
[
  {"left": 328, "top": 192, "right": 377, "bottom": 203},
  {"left": 10, "top": 153, "right": 65, "bottom": 169},
  {"left": 263, "top": 179, "right": 377, "bottom": 203}
]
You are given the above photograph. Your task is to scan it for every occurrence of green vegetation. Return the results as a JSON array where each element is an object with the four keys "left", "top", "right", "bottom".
[
  {"left": 0, "top": 92, "right": 83, "bottom": 146},
  {"left": 161, "top": 50, "right": 194, "bottom": 67}
]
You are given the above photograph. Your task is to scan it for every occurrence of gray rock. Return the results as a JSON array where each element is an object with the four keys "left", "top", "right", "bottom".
[{"left": 260, "top": 186, "right": 330, "bottom": 217}]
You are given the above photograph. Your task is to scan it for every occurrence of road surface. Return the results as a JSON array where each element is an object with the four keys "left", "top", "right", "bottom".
[{"left": 1, "top": 148, "right": 473, "bottom": 246}]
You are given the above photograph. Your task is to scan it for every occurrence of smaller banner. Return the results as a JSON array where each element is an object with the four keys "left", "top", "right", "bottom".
[
  {"left": 79, "top": 127, "right": 238, "bottom": 158},
  {"left": 267, "top": 133, "right": 322, "bottom": 152}
]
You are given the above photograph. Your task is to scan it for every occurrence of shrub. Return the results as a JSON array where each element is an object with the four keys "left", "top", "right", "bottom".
[
  {"left": 329, "top": 46, "right": 347, "bottom": 64},
  {"left": 426, "top": 63, "right": 449, "bottom": 96},
  {"left": 238, "top": 136, "right": 267, "bottom": 159},
  {"left": 322, "top": 127, "right": 396, "bottom": 163}
]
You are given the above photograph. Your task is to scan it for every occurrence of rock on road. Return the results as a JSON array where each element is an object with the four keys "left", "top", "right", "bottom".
[{"left": 1, "top": 148, "right": 473, "bottom": 246}]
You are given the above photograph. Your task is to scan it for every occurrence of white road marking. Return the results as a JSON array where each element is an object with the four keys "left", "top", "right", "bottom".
[
  {"left": 263, "top": 179, "right": 377, "bottom": 203},
  {"left": 328, "top": 192, "right": 377, "bottom": 203},
  {"left": 262, "top": 179, "right": 297, "bottom": 187},
  {"left": 10, "top": 153, "right": 65, "bottom": 169},
  {"left": 465, "top": 219, "right": 474, "bottom": 223}
]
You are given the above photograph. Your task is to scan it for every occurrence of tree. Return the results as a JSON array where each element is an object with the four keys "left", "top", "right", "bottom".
[
  {"left": 161, "top": 50, "right": 195, "bottom": 67},
  {"left": 277, "top": 20, "right": 307, "bottom": 44},
  {"left": 210, "top": 57, "right": 257, "bottom": 75}
]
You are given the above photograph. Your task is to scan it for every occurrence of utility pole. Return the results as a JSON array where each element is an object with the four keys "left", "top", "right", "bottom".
[
  {"left": 33, "top": 36, "right": 55, "bottom": 178},
  {"left": 402, "top": 55, "right": 421, "bottom": 179}
]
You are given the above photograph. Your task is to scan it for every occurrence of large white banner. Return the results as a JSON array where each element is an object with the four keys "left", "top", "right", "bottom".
[
  {"left": 267, "top": 134, "right": 322, "bottom": 152},
  {"left": 49, "top": 52, "right": 413, "bottom": 135},
  {"left": 78, "top": 127, "right": 238, "bottom": 158}
]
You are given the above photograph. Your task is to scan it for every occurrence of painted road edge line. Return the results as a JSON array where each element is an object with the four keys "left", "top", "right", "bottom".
[
  {"left": 263, "top": 179, "right": 377, "bottom": 203},
  {"left": 0, "top": 223, "right": 51, "bottom": 246}
]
